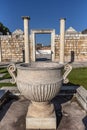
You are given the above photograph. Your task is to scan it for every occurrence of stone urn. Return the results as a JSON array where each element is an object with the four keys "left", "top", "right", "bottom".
[{"left": 8, "top": 62, "right": 72, "bottom": 129}]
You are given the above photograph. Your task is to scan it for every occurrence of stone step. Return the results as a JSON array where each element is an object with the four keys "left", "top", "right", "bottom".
[
  {"left": 76, "top": 86, "right": 87, "bottom": 111},
  {"left": 0, "top": 73, "right": 6, "bottom": 78},
  {"left": 0, "top": 79, "right": 10, "bottom": 83},
  {"left": 59, "top": 85, "right": 78, "bottom": 95},
  {"left": 0, "top": 89, "right": 10, "bottom": 107},
  {"left": 1, "top": 86, "right": 20, "bottom": 96},
  {"left": 76, "top": 86, "right": 87, "bottom": 103}
]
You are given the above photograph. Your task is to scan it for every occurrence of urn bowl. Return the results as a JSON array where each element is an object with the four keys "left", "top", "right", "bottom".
[{"left": 15, "top": 62, "right": 64, "bottom": 102}]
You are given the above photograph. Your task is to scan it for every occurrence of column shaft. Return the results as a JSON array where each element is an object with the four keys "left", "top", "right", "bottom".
[
  {"left": 22, "top": 16, "right": 30, "bottom": 63},
  {"left": 59, "top": 18, "right": 66, "bottom": 64}
]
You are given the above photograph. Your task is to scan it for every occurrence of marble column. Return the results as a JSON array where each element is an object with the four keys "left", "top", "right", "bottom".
[
  {"left": 22, "top": 16, "right": 30, "bottom": 63},
  {"left": 59, "top": 18, "right": 66, "bottom": 64},
  {"left": 0, "top": 38, "right": 1, "bottom": 62}
]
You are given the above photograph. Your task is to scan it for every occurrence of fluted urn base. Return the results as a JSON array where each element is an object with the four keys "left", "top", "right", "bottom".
[{"left": 26, "top": 101, "right": 56, "bottom": 129}]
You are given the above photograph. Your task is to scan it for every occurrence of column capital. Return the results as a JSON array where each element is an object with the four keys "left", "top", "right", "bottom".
[
  {"left": 60, "top": 18, "right": 66, "bottom": 21},
  {"left": 22, "top": 16, "right": 30, "bottom": 20}
]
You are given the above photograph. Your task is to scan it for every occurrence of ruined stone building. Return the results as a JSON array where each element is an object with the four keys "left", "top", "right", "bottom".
[{"left": 0, "top": 27, "right": 87, "bottom": 62}]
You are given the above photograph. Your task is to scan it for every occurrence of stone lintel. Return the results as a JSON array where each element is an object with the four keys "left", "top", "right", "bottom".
[{"left": 31, "top": 29, "right": 55, "bottom": 34}]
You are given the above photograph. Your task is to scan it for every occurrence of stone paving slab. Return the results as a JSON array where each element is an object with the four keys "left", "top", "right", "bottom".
[
  {"left": 0, "top": 79, "right": 11, "bottom": 83},
  {"left": 0, "top": 95, "right": 86, "bottom": 130},
  {"left": 0, "top": 90, "right": 10, "bottom": 108},
  {"left": 0, "top": 73, "right": 6, "bottom": 78},
  {"left": 69, "top": 61, "right": 87, "bottom": 68},
  {"left": 1, "top": 87, "right": 20, "bottom": 95},
  {"left": 0, "top": 97, "right": 29, "bottom": 130},
  {"left": 58, "top": 101, "right": 86, "bottom": 130},
  {"left": 0, "top": 90, "right": 9, "bottom": 100}
]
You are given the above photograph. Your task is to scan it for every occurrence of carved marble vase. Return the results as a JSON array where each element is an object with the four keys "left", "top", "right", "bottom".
[{"left": 8, "top": 62, "right": 72, "bottom": 129}]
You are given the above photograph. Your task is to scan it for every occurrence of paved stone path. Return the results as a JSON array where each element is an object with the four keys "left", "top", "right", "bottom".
[
  {"left": 0, "top": 73, "right": 6, "bottom": 78},
  {"left": 0, "top": 65, "right": 11, "bottom": 83},
  {"left": 0, "top": 79, "right": 10, "bottom": 83},
  {"left": 71, "top": 61, "right": 87, "bottom": 68}
]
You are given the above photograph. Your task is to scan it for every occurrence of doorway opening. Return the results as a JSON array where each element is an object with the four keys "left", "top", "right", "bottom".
[
  {"left": 35, "top": 34, "right": 51, "bottom": 61},
  {"left": 31, "top": 29, "right": 55, "bottom": 62}
]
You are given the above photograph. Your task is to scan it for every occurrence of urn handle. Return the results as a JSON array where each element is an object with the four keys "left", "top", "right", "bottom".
[
  {"left": 63, "top": 64, "right": 72, "bottom": 84},
  {"left": 7, "top": 63, "right": 16, "bottom": 84}
]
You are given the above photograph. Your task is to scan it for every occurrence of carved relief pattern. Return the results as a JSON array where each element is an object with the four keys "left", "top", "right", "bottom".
[
  {"left": 17, "top": 79, "right": 62, "bottom": 102},
  {"left": 7, "top": 64, "right": 16, "bottom": 84},
  {"left": 63, "top": 64, "right": 72, "bottom": 84}
]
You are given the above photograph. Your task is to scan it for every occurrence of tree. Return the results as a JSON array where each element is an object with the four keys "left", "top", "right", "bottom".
[
  {"left": 82, "top": 29, "right": 87, "bottom": 34},
  {"left": 0, "top": 22, "right": 11, "bottom": 35}
]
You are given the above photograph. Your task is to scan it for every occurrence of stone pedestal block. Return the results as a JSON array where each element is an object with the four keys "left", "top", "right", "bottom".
[
  {"left": 26, "top": 101, "right": 56, "bottom": 129},
  {"left": 26, "top": 116, "right": 56, "bottom": 130}
]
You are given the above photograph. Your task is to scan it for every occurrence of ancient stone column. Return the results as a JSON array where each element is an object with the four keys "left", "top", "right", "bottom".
[
  {"left": 59, "top": 18, "right": 66, "bottom": 64},
  {"left": 22, "top": 16, "right": 30, "bottom": 63},
  {"left": 0, "top": 38, "right": 1, "bottom": 62}
]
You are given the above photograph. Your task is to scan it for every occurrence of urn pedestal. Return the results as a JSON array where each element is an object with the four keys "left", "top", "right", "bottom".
[
  {"left": 8, "top": 62, "right": 72, "bottom": 130},
  {"left": 26, "top": 102, "right": 56, "bottom": 129}
]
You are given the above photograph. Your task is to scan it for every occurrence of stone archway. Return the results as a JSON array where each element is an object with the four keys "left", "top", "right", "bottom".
[{"left": 31, "top": 29, "right": 55, "bottom": 61}]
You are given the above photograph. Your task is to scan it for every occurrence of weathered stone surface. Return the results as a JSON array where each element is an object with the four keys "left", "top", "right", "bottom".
[
  {"left": 8, "top": 62, "right": 63, "bottom": 101},
  {"left": 26, "top": 103, "right": 56, "bottom": 129},
  {"left": 7, "top": 62, "right": 64, "bottom": 130},
  {"left": 0, "top": 95, "right": 86, "bottom": 130},
  {"left": 0, "top": 35, "right": 24, "bottom": 62},
  {"left": 76, "top": 86, "right": 87, "bottom": 111},
  {"left": 0, "top": 97, "right": 29, "bottom": 130},
  {"left": 26, "top": 115, "right": 56, "bottom": 129},
  {"left": 0, "top": 90, "right": 9, "bottom": 107},
  {"left": 1, "top": 30, "right": 87, "bottom": 62}
]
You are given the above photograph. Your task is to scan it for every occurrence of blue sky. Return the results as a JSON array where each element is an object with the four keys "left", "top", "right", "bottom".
[{"left": 0, "top": 0, "right": 87, "bottom": 45}]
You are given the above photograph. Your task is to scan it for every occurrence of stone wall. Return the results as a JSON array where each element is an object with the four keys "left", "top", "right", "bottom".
[
  {"left": 55, "top": 34, "right": 87, "bottom": 62},
  {"left": 0, "top": 35, "right": 24, "bottom": 62},
  {"left": 0, "top": 31, "right": 87, "bottom": 62}
]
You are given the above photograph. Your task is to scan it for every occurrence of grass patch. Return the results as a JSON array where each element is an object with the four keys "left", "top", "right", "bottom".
[
  {"left": 0, "top": 67, "right": 16, "bottom": 88},
  {"left": 0, "top": 67, "right": 11, "bottom": 80},
  {"left": 0, "top": 73, "right": 11, "bottom": 80},
  {"left": 0, "top": 68, "right": 7, "bottom": 73},
  {"left": 0, "top": 83, "right": 15, "bottom": 87},
  {"left": 68, "top": 67, "right": 87, "bottom": 89}
]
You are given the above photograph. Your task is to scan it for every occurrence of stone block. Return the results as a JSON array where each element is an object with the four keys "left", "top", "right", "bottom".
[
  {"left": 26, "top": 112, "right": 56, "bottom": 130},
  {"left": 0, "top": 90, "right": 9, "bottom": 107},
  {"left": 76, "top": 86, "right": 87, "bottom": 111}
]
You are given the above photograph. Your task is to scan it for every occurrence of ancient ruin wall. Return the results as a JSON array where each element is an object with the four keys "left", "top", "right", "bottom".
[
  {"left": 0, "top": 35, "right": 24, "bottom": 62},
  {"left": 55, "top": 35, "right": 87, "bottom": 62},
  {"left": 0, "top": 33, "right": 87, "bottom": 62}
]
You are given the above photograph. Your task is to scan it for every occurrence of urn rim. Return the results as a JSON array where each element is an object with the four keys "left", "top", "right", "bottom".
[{"left": 16, "top": 61, "right": 64, "bottom": 70}]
